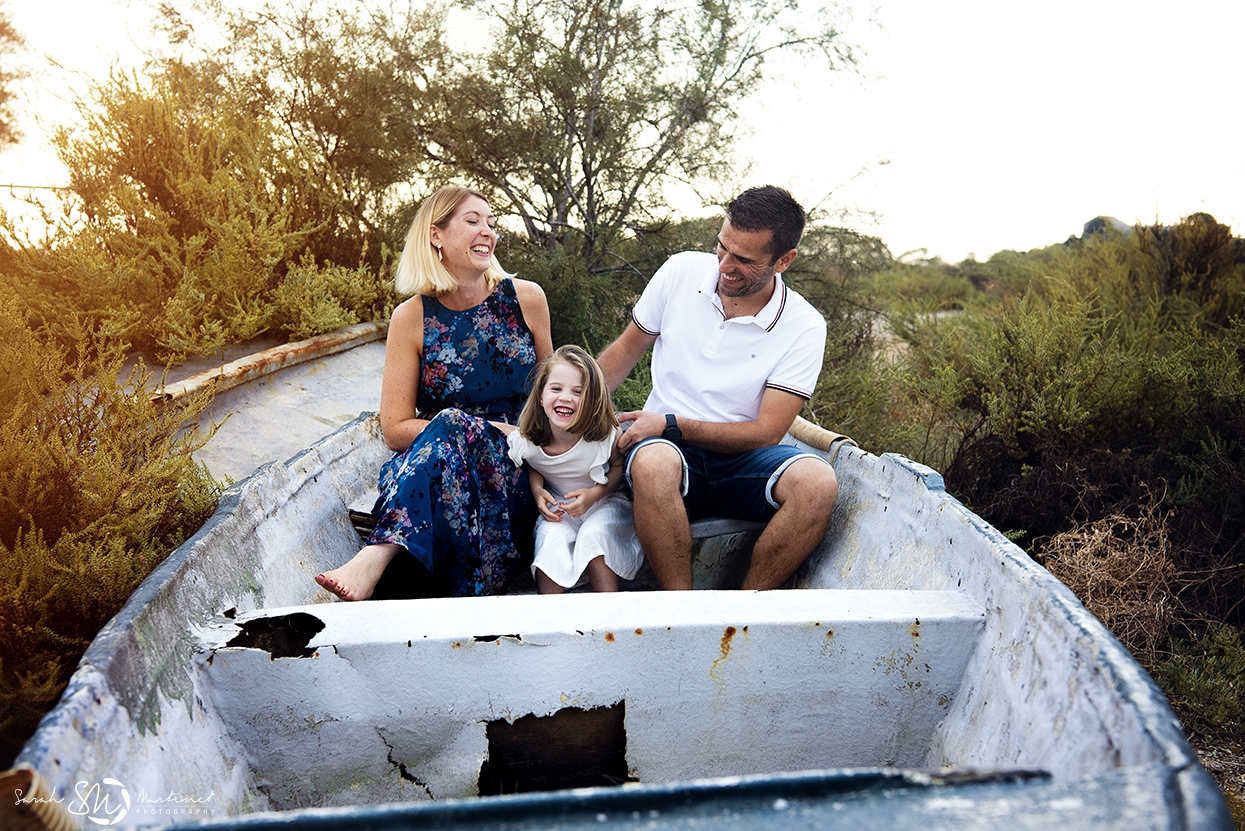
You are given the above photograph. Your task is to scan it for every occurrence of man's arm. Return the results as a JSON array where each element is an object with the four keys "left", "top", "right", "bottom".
[
  {"left": 597, "top": 322, "right": 656, "bottom": 392},
  {"left": 617, "top": 388, "right": 806, "bottom": 454}
]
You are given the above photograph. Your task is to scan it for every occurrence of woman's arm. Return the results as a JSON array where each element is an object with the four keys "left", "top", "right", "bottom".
[
  {"left": 378, "top": 297, "right": 431, "bottom": 451},
  {"left": 485, "top": 279, "right": 552, "bottom": 435},
  {"left": 513, "top": 279, "right": 554, "bottom": 363}
]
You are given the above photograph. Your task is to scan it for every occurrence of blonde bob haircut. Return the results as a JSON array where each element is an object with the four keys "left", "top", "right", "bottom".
[
  {"left": 394, "top": 186, "right": 514, "bottom": 297},
  {"left": 518, "top": 345, "right": 619, "bottom": 446}
]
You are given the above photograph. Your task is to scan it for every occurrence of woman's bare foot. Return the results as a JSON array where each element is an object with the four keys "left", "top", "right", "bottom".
[{"left": 316, "top": 544, "right": 401, "bottom": 601}]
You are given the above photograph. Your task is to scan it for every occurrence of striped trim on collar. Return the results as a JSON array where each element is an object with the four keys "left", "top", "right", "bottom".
[{"left": 700, "top": 271, "right": 790, "bottom": 330}]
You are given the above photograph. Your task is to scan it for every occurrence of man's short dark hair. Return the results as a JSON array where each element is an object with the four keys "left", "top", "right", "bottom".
[{"left": 725, "top": 186, "right": 806, "bottom": 263}]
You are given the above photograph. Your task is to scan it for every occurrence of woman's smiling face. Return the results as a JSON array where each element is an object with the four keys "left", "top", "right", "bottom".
[{"left": 432, "top": 195, "right": 498, "bottom": 279}]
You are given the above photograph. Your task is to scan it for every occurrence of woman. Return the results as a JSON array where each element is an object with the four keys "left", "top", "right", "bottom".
[{"left": 316, "top": 186, "right": 552, "bottom": 600}]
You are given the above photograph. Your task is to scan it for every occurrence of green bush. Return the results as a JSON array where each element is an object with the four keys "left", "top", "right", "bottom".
[
  {"left": 271, "top": 255, "right": 395, "bottom": 341},
  {"left": 0, "top": 301, "right": 219, "bottom": 767},
  {"left": 846, "top": 219, "right": 1245, "bottom": 627},
  {"left": 1158, "top": 622, "right": 1245, "bottom": 739}
]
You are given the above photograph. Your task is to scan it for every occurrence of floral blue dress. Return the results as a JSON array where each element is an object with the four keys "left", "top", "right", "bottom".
[{"left": 366, "top": 279, "right": 538, "bottom": 596}]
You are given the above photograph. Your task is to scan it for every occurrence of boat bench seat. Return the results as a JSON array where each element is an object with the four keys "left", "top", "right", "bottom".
[
  {"left": 201, "top": 589, "right": 986, "bottom": 807},
  {"left": 349, "top": 497, "right": 762, "bottom": 540},
  {"left": 349, "top": 494, "right": 766, "bottom": 590}
]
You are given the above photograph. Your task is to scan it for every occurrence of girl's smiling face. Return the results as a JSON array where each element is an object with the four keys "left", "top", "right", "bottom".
[{"left": 541, "top": 361, "right": 584, "bottom": 435}]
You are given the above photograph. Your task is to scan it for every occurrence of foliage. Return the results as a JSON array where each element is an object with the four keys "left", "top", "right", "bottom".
[
  {"left": 0, "top": 300, "right": 220, "bottom": 767},
  {"left": 1158, "top": 622, "right": 1245, "bottom": 740},
  {"left": 271, "top": 254, "right": 395, "bottom": 341},
  {"left": 424, "top": 0, "right": 857, "bottom": 272},
  {"left": 159, "top": 0, "right": 449, "bottom": 273},
  {"left": 1135, "top": 213, "right": 1245, "bottom": 330},
  {"left": 4, "top": 52, "right": 397, "bottom": 363},
  {"left": 39, "top": 67, "right": 308, "bottom": 361},
  {"left": 0, "top": 2, "right": 23, "bottom": 146},
  {"left": 862, "top": 217, "right": 1245, "bottom": 627}
]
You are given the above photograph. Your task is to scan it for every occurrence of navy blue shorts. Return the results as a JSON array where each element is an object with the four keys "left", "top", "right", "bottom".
[{"left": 623, "top": 439, "right": 825, "bottom": 522}]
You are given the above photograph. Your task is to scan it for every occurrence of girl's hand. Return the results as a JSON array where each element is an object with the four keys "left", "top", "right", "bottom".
[
  {"left": 533, "top": 486, "right": 565, "bottom": 522},
  {"left": 560, "top": 485, "right": 606, "bottom": 518}
]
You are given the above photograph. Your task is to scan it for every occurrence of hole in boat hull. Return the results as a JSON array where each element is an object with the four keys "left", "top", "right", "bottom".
[{"left": 478, "top": 702, "right": 630, "bottom": 795}]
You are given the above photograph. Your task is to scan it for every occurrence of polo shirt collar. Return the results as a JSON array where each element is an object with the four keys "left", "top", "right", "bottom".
[{"left": 698, "top": 270, "right": 789, "bottom": 331}]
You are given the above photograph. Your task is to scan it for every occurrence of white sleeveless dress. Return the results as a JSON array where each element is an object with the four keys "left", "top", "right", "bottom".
[{"left": 507, "top": 428, "right": 644, "bottom": 588}]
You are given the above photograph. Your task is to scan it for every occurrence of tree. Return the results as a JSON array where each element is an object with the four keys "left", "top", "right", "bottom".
[
  {"left": 0, "top": 3, "right": 24, "bottom": 146},
  {"left": 422, "top": 0, "right": 856, "bottom": 273},
  {"left": 46, "top": 66, "right": 308, "bottom": 359},
  {"left": 157, "top": 0, "right": 450, "bottom": 271}
]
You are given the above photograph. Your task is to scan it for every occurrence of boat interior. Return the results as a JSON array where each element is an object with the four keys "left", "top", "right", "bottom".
[{"left": 19, "top": 413, "right": 1210, "bottom": 825}]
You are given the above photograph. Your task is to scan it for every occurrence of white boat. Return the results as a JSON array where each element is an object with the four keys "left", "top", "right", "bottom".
[{"left": 11, "top": 408, "right": 1232, "bottom": 829}]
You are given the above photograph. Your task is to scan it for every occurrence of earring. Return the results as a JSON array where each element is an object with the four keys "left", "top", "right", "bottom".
[{"left": 435, "top": 245, "right": 443, "bottom": 262}]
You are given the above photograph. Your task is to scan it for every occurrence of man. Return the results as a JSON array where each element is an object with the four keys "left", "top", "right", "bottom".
[{"left": 597, "top": 185, "right": 838, "bottom": 591}]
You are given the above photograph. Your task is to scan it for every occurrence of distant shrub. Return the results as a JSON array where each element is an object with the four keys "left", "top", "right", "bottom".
[
  {"left": 271, "top": 255, "right": 395, "bottom": 341},
  {"left": 1158, "top": 622, "right": 1245, "bottom": 740},
  {"left": 0, "top": 301, "right": 219, "bottom": 766},
  {"left": 1136, "top": 214, "right": 1245, "bottom": 329},
  {"left": 862, "top": 221, "right": 1245, "bottom": 630},
  {"left": 870, "top": 262, "right": 974, "bottom": 310}
]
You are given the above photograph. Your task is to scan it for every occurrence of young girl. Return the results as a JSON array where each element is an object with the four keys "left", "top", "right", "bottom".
[{"left": 507, "top": 345, "right": 643, "bottom": 593}]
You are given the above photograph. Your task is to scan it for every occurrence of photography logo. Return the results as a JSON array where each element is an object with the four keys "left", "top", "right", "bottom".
[{"left": 67, "top": 777, "right": 130, "bottom": 825}]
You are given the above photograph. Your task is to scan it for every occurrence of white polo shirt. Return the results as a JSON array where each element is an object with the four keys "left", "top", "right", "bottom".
[{"left": 632, "top": 251, "right": 827, "bottom": 423}]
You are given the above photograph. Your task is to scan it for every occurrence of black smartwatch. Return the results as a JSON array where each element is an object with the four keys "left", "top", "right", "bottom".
[{"left": 662, "top": 413, "right": 682, "bottom": 442}]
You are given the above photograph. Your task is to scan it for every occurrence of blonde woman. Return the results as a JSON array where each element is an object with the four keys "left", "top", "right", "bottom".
[{"left": 317, "top": 186, "right": 552, "bottom": 600}]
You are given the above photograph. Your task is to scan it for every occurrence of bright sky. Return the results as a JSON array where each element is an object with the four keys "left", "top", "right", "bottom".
[{"left": 2, "top": 0, "right": 1243, "bottom": 262}]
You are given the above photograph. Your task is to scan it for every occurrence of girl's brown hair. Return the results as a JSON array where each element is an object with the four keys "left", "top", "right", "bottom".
[{"left": 518, "top": 345, "right": 618, "bottom": 445}]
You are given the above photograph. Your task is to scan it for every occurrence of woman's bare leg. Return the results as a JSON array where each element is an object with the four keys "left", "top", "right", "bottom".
[
  {"left": 316, "top": 544, "right": 401, "bottom": 601},
  {"left": 535, "top": 568, "right": 566, "bottom": 595},
  {"left": 587, "top": 556, "right": 619, "bottom": 592}
]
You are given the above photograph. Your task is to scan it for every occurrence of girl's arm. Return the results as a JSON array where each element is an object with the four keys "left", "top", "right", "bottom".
[
  {"left": 528, "top": 468, "right": 564, "bottom": 522},
  {"left": 560, "top": 442, "right": 625, "bottom": 517}
]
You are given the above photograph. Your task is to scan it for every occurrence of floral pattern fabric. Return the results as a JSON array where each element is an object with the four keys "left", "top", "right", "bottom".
[{"left": 367, "top": 279, "right": 538, "bottom": 596}]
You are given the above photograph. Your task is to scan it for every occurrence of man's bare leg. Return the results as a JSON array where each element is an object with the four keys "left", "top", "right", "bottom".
[
  {"left": 741, "top": 458, "right": 838, "bottom": 590},
  {"left": 629, "top": 443, "right": 694, "bottom": 590},
  {"left": 316, "top": 543, "right": 401, "bottom": 601}
]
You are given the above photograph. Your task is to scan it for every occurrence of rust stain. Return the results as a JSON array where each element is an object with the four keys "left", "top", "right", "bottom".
[
  {"left": 452, "top": 641, "right": 462, "bottom": 649},
  {"left": 151, "top": 321, "right": 388, "bottom": 405},
  {"left": 825, "top": 629, "right": 835, "bottom": 639},
  {"left": 909, "top": 619, "right": 921, "bottom": 638},
  {"left": 604, "top": 632, "right": 615, "bottom": 643},
  {"left": 710, "top": 626, "right": 738, "bottom": 685},
  {"left": 634, "top": 628, "right": 643, "bottom": 636}
]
